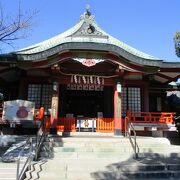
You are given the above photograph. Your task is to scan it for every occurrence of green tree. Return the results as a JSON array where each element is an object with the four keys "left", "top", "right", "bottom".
[{"left": 174, "top": 32, "right": 180, "bottom": 58}]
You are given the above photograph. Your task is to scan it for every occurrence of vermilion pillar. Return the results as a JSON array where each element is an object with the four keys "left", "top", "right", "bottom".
[
  {"left": 50, "top": 82, "right": 59, "bottom": 129},
  {"left": 114, "top": 87, "right": 123, "bottom": 136}
]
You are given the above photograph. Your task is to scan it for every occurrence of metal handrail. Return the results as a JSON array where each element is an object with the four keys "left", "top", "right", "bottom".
[
  {"left": 34, "top": 118, "right": 49, "bottom": 161},
  {"left": 16, "top": 110, "right": 49, "bottom": 179},
  {"left": 16, "top": 136, "right": 34, "bottom": 180},
  {"left": 125, "top": 117, "right": 139, "bottom": 159}
]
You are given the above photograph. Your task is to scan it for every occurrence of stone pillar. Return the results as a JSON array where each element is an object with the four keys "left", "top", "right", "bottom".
[
  {"left": 50, "top": 82, "right": 59, "bottom": 133},
  {"left": 114, "top": 83, "right": 123, "bottom": 136}
]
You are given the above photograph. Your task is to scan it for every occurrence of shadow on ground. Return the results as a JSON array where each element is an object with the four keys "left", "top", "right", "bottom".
[
  {"left": 39, "top": 134, "right": 64, "bottom": 160},
  {"left": 91, "top": 152, "right": 180, "bottom": 180}
]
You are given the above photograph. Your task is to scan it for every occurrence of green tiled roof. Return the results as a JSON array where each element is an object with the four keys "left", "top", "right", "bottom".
[
  {"left": 16, "top": 10, "right": 159, "bottom": 61},
  {"left": 16, "top": 19, "right": 84, "bottom": 54}
]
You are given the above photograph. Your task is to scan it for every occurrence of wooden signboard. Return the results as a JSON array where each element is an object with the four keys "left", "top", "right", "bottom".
[{"left": 2, "top": 100, "right": 35, "bottom": 121}]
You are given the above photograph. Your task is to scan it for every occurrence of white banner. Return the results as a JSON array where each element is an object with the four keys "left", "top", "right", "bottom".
[{"left": 76, "top": 119, "right": 96, "bottom": 128}]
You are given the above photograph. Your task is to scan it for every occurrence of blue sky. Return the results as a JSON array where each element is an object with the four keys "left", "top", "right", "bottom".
[{"left": 1, "top": 0, "right": 180, "bottom": 61}]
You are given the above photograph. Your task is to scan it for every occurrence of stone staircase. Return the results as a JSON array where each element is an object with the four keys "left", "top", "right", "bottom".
[
  {"left": 1, "top": 134, "right": 180, "bottom": 180},
  {"left": 32, "top": 135, "right": 180, "bottom": 180}
]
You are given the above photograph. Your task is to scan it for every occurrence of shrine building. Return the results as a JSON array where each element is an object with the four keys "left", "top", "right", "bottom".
[{"left": 0, "top": 8, "right": 180, "bottom": 136}]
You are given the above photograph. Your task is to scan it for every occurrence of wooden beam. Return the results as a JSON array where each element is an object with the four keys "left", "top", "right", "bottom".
[{"left": 156, "top": 73, "right": 173, "bottom": 81}]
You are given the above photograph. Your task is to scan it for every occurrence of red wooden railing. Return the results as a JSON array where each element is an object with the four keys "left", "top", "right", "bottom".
[
  {"left": 127, "top": 111, "right": 175, "bottom": 124},
  {"left": 1, "top": 108, "right": 175, "bottom": 133},
  {"left": 55, "top": 117, "right": 114, "bottom": 133},
  {"left": 43, "top": 117, "right": 51, "bottom": 132},
  {"left": 96, "top": 118, "right": 114, "bottom": 132},
  {"left": 57, "top": 117, "right": 76, "bottom": 132}
]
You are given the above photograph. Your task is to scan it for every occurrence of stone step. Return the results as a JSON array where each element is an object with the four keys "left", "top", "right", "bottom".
[
  {"left": 37, "top": 136, "right": 180, "bottom": 180},
  {"left": 53, "top": 145, "right": 176, "bottom": 152},
  {"left": 52, "top": 146, "right": 134, "bottom": 153},
  {"left": 41, "top": 144, "right": 180, "bottom": 160},
  {"left": 38, "top": 169, "right": 180, "bottom": 180},
  {"left": 49, "top": 152, "right": 134, "bottom": 160},
  {"left": 168, "top": 164, "right": 180, "bottom": 170},
  {"left": 49, "top": 136, "right": 172, "bottom": 147},
  {"left": 122, "top": 170, "right": 180, "bottom": 179},
  {"left": 139, "top": 148, "right": 180, "bottom": 154},
  {"left": 0, "top": 168, "right": 16, "bottom": 173},
  {"left": 52, "top": 144, "right": 171, "bottom": 150},
  {"left": 49, "top": 140, "right": 129, "bottom": 144},
  {"left": 0, "top": 163, "right": 17, "bottom": 168},
  {"left": 52, "top": 142, "right": 133, "bottom": 148},
  {"left": 0, "top": 168, "right": 16, "bottom": 179},
  {"left": 106, "top": 164, "right": 180, "bottom": 172},
  {"left": 39, "top": 178, "right": 179, "bottom": 180},
  {"left": 50, "top": 135, "right": 170, "bottom": 141},
  {"left": 39, "top": 173, "right": 93, "bottom": 179},
  {"left": 49, "top": 142, "right": 134, "bottom": 149},
  {"left": 0, "top": 160, "right": 28, "bottom": 180},
  {"left": 41, "top": 158, "right": 123, "bottom": 171},
  {"left": 92, "top": 170, "right": 180, "bottom": 179},
  {"left": 50, "top": 136, "right": 128, "bottom": 142},
  {"left": 41, "top": 159, "right": 180, "bottom": 172}
]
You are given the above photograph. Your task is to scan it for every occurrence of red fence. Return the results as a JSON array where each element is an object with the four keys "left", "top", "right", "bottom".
[
  {"left": 57, "top": 117, "right": 76, "bottom": 132},
  {"left": 127, "top": 111, "right": 175, "bottom": 124},
  {"left": 43, "top": 117, "right": 51, "bottom": 132},
  {"left": 96, "top": 118, "right": 114, "bottom": 132},
  {"left": 0, "top": 109, "right": 175, "bottom": 133},
  {"left": 55, "top": 117, "right": 114, "bottom": 132}
]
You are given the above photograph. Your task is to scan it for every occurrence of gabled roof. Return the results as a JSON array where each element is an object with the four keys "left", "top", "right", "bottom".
[
  {"left": 0, "top": 8, "right": 180, "bottom": 84},
  {"left": 15, "top": 8, "right": 160, "bottom": 61}
]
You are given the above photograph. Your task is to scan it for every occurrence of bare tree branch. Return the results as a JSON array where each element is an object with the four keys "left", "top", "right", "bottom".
[
  {"left": 0, "top": 0, "right": 38, "bottom": 51},
  {"left": 0, "top": 2, "right": 3, "bottom": 28}
]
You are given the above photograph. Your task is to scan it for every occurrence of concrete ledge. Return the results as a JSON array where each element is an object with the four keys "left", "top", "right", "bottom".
[{"left": 57, "top": 132, "right": 114, "bottom": 137}]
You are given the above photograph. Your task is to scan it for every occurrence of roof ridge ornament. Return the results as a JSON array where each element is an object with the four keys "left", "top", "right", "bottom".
[
  {"left": 85, "top": 4, "right": 91, "bottom": 17},
  {"left": 70, "top": 5, "right": 108, "bottom": 38},
  {"left": 80, "top": 4, "right": 95, "bottom": 24}
]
